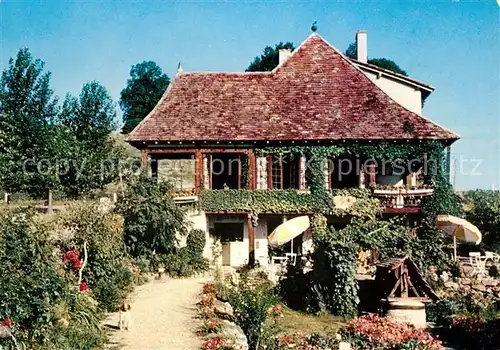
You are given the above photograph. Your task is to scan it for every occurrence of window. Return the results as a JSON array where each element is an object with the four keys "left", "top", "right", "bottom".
[
  {"left": 214, "top": 222, "right": 244, "bottom": 243},
  {"left": 210, "top": 154, "right": 241, "bottom": 190},
  {"left": 330, "top": 155, "right": 359, "bottom": 189},
  {"left": 270, "top": 154, "right": 300, "bottom": 189},
  {"left": 157, "top": 155, "right": 195, "bottom": 190}
]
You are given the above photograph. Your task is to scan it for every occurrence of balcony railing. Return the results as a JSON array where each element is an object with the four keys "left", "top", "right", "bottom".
[{"left": 372, "top": 188, "right": 434, "bottom": 209}]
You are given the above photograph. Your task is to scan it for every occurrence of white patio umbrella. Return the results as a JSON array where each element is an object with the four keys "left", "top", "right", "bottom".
[
  {"left": 268, "top": 216, "right": 310, "bottom": 253},
  {"left": 436, "top": 214, "right": 482, "bottom": 261}
]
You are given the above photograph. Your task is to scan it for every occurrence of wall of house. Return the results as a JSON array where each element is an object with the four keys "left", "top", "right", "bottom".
[
  {"left": 207, "top": 215, "right": 249, "bottom": 267},
  {"left": 254, "top": 217, "right": 269, "bottom": 266},
  {"left": 362, "top": 71, "right": 423, "bottom": 115}
]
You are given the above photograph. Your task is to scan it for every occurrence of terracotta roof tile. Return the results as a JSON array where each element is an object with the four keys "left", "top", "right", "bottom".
[{"left": 128, "top": 34, "right": 458, "bottom": 142}]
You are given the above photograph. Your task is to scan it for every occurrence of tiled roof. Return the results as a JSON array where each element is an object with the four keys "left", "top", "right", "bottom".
[{"left": 128, "top": 34, "right": 458, "bottom": 143}]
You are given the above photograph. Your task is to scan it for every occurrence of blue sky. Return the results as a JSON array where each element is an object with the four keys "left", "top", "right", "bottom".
[{"left": 1, "top": 1, "right": 498, "bottom": 190}]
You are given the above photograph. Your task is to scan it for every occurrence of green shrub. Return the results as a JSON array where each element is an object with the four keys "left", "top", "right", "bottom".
[
  {"left": 489, "top": 264, "right": 499, "bottom": 278},
  {"left": 116, "top": 176, "right": 189, "bottom": 257},
  {"left": 0, "top": 208, "right": 106, "bottom": 349},
  {"left": 227, "top": 274, "right": 281, "bottom": 349},
  {"left": 56, "top": 203, "right": 133, "bottom": 312}
]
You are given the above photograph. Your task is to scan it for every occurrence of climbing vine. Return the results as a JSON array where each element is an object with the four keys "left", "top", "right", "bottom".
[{"left": 200, "top": 141, "right": 458, "bottom": 318}]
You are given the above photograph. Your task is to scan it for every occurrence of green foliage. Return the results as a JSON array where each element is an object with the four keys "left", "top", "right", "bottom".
[
  {"left": 200, "top": 188, "right": 381, "bottom": 220},
  {"left": 227, "top": 276, "right": 281, "bottom": 348},
  {"left": 311, "top": 227, "right": 359, "bottom": 318},
  {"left": 344, "top": 41, "right": 408, "bottom": 76},
  {"left": 60, "top": 82, "right": 116, "bottom": 147},
  {"left": 120, "top": 61, "right": 170, "bottom": 133},
  {"left": 344, "top": 42, "right": 357, "bottom": 59},
  {"left": 56, "top": 203, "right": 132, "bottom": 312},
  {"left": 465, "top": 190, "right": 500, "bottom": 251},
  {"left": 116, "top": 176, "right": 189, "bottom": 257},
  {"left": 0, "top": 208, "right": 105, "bottom": 349},
  {"left": 0, "top": 48, "right": 59, "bottom": 196},
  {"left": 0, "top": 49, "right": 124, "bottom": 198},
  {"left": 163, "top": 229, "right": 209, "bottom": 278},
  {"left": 246, "top": 42, "right": 295, "bottom": 72},
  {"left": 367, "top": 58, "right": 408, "bottom": 76}
]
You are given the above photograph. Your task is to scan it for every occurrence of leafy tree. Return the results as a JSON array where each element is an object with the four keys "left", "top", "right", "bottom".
[
  {"left": 246, "top": 42, "right": 295, "bottom": 72},
  {"left": 367, "top": 58, "right": 407, "bottom": 76},
  {"left": 465, "top": 190, "right": 500, "bottom": 251},
  {"left": 344, "top": 42, "right": 408, "bottom": 76},
  {"left": 60, "top": 82, "right": 116, "bottom": 147},
  {"left": 56, "top": 82, "right": 124, "bottom": 197},
  {"left": 119, "top": 61, "right": 170, "bottom": 133},
  {"left": 116, "top": 176, "right": 189, "bottom": 257},
  {"left": 0, "top": 48, "right": 59, "bottom": 196}
]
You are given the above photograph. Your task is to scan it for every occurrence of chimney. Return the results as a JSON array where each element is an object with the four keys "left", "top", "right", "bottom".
[
  {"left": 356, "top": 30, "right": 367, "bottom": 63},
  {"left": 278, "top": 48, "right": 292, "bottom": 65}
]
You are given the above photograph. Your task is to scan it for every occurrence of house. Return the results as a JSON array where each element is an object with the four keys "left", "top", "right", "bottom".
[{"left": 126, "top": 31, "right": 459, "bottom": 267}]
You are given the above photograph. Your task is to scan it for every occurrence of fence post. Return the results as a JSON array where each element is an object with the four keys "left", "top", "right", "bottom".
[
  {"left": 113, "top": 192, "right": 117, "bottom": 203},
  {"left": 47, "top": 190, "right": 53, "bottom": 214},
  {"left": 4, "top": 192, "right": 8, "bottom": 204}
]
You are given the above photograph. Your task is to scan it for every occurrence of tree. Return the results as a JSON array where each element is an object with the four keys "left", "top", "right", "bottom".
[
  {"left": 246, "top": 42, "right": 295, "bottom": 72},
  {"left": 344, "top": 42, "right": 408, "bottom": 76},
  {"left": 60, "top": 81, "right": 116, "bottom": 147},
  {"left": 119, "top": 61, "right": 170, "bottom": 133},
  {"left": 465, "top": 190, "right": 500, "bottom": 251},
  {"left": 116, "top": 176, "right": 189, "bottom": 257},
  {"left": 0, "top": 48, "right": 59, "bottom": 196}
]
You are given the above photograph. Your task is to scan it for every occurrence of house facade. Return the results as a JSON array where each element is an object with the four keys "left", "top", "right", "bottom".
[{"left": 127, "top": 32, "right": 459, "bottom": 267}]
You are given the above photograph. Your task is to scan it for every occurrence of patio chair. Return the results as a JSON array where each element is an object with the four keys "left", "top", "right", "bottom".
[
  {"left": 469, "top": 252, "right": 487, "bottom": 276},
  {"left": 485, "top": 251, "right": 500, "bottom": 263},
  {"left": 285, "top": 252, "right": 297, "bottom": 266}
]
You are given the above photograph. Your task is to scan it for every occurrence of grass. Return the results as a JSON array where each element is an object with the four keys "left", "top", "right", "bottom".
[{"left": 278, "top": 308, "right": 345, "bottom": 337}]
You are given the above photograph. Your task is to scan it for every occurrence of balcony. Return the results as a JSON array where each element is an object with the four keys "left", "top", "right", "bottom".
[{"left": 372, "top": 187, "right": 434, "bottom": 213}]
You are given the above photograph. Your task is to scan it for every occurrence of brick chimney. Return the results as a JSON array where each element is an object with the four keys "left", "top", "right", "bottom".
[
  {"left": 356, "top": 30, "right": 367, "bottom": 63},
  {"left": 278, "top": 48, "right": 292, "bottom": 65}
]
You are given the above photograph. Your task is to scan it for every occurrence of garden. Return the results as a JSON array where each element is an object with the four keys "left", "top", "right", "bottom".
[
  {"left": 0, "top": 177, "right": 210, "bottom": 349},
  {"left": 195, "top": 188, "right": 500, "bottom": 350}
]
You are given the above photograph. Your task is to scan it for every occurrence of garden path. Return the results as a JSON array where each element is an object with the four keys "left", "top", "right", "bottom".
[{"left": 103, "top": 276, "right": 208, "bottom": 350}]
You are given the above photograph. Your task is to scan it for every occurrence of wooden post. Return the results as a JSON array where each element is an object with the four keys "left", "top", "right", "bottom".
[
  {"left": 194, "top": 150, "right": 203, "bottom": 193},
  {"left": 113, "top": 193, "right": 118, "bottom": 203},
  {"left": 367, "top": 163, "right": 376, "bottom": 186},
  {"left": 4, "top": 192, "right": 8, "bottom": 204},
  {"left": 140, "top": 149, "right": 148, "bottom": 173},
  {"left": 247, "top": 214, "right": 255, "bottom": 266},
  {"left": 267, "top": 155, "right": 273, "bottom": 189},
  {"left": 47, "top": 190, "right": 53, "bottom": 214},
  {"left": 248, "top": 151, "right": 256, "bottom": 190},
  {"left": 151, "top": 157, "right": 158, "bottom": 179}
]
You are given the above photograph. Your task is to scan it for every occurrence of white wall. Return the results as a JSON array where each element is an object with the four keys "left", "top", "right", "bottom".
[
  {"left": 362, "top": 70, "right": 423, "bottom": 115},
  {"left": 208, "top": 215, "right": 249, "bottom": 267},
  {"left": 254, "top": 217, "right": 269, "bottom": 266}
]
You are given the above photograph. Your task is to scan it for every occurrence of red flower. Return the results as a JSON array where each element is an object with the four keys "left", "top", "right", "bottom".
[
  {"left": 72, "top": 260, "right": 82, "bottom": 270},
  {"left": 79, "top": 281, "right": 89, "bottom": 292},
  {"left": 280, "top": 336, "right": 294, "bottom": 345},
  {"left": 3, "top": 318, "right": 11, "bottom": 327}
]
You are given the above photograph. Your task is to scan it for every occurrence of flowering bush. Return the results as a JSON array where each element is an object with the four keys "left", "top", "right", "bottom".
[
  {"left": 343, "top": 314, "right": 443, "bottom": 350},
  {"left": 202, "top": 336, "right": 225, "bottom": 350},
  {"left": 79, "top": 281, "right": 89, "bottom": 292},
  {"left": 444, "top": 315, "right": 500, "bottom": 349}
]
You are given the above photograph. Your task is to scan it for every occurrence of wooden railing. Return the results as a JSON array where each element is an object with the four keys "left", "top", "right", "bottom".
[{"left": 372, "top": 188, "right": 434, "bottom": 209}]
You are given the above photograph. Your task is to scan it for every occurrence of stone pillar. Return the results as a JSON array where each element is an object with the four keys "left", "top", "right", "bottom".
[
  {"left": 324, "top": 159, "right": 330, "bottom": 190},
  {"left": 300, "top": 156, "right": 307, "bottom": 189},
  {"left": 256, "top": 157, "right": 268, "bottom": 189},
  {"left": 140, "top": 149, "right": 148, "bottom": 173},
  {"left": 203, "top": 155, "right": 210, "bottom": 189}
]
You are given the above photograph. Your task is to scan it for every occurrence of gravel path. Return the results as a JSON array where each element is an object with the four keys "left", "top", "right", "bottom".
[{"left": 103, "top": 276, "right": 208, "bottom": 350}]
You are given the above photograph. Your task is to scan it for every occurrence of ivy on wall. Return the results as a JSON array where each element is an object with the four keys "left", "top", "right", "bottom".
[
  {"left": 199, "top": 188, "right": 381, "bottom": 221},
  {"left": 200, "top": 141, "right": 459, "bottom": 318}
]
